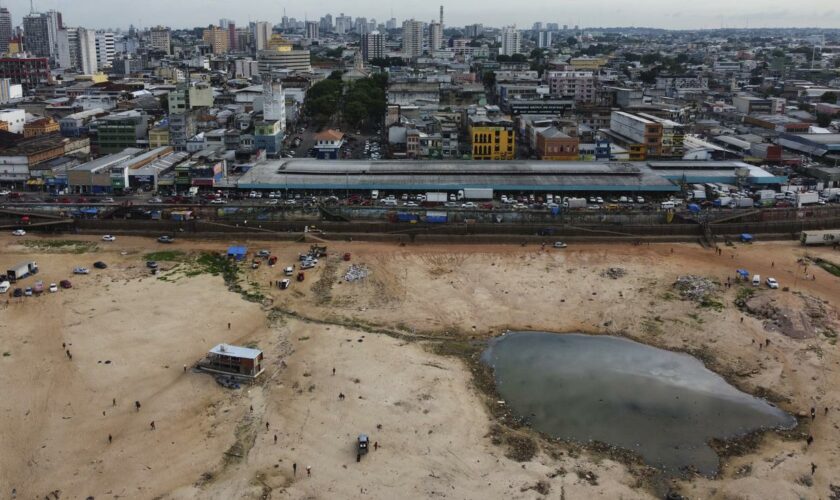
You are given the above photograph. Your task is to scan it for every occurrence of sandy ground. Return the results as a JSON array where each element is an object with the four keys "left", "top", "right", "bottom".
[{"left": 1, "top": 234, "right": 839, "bottom": 499}]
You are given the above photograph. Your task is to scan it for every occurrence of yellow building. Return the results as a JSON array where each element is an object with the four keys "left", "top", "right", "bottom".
[
  {"left": 468, "top": 114, "right": 515, "bottom": 160},
  {"left": 23, "top": 117, "right": 60, "bottom": 138},
  {"left": 570, "top": 57, "right": 607, "bottom": 70},
  {"left": 76, "top": 73, "right": 109, "bottom": 83},
  {"left": 149, "top": 127, "right": 171, "bottom": 148},
  {"left": 203, "top": 26, "right": 229, "bottom": 55}
]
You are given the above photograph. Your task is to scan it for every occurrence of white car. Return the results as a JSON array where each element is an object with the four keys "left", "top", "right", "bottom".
[
  {"left": 766, "top": 277, "right": 779, "bottom": 289},
  {"left": 553, "top": 241, "right": 567, "bottom": 248},
  {"left": 73, "top": 267, "right": 90, "bottom": 275},
  {"left": 0, "top": 190, "right": 10, "bottom": 196},
  {"left": 149, "top": 197, "right": 163, "bottom": 203},
  {"left": 279, "top": 279, "right": 291, "bottom": 290},
  {"left": 461, "top": 202, "right": 477, "bottom": 208},
  {"left": 102, "top": 235, "right": 116, "bottom": 241},
  {"left": 210, "top": 198, "right": 227, "bottom": 204},
  {"left": 48, "top": 283, "right": 58, "bottom": 293},
  {"left": 0, "top": 281, "right": 10, "bottom": 293},
  {"left": 12, "top": 229, "right": 26, "bottom": 236}
]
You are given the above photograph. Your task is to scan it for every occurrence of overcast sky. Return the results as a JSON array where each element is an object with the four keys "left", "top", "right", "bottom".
[{"left": 6, "top": 0, "right": 840, "bottom": 30}]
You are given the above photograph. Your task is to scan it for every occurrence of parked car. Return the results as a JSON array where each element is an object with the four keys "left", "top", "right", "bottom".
[
  {"left": 48, "top": 283, "right": 58, "bottom": 293},
  {"left": 13, "top": 287, "right": 23, "bottom": 297},
  {"left": 33, "top": 280, "right": 44, "bottom": 294},
  {"left": 93, "top": 261, "right": 107, "bottom": 269},
  {"left": 257, "top": 249, "right": 271, "bottom": 258},
  {"left": 284, "top": 266, "right": 294, "bottom": 276},
  {"left": 73, "top": 267, "right": 90, "bottom": 275},
  {"left": 24, "top": 287, "right": 32, "bottom": 296},
  {"left": 11, "top": 229, "right": 26, "bottom": 236},
  {"left": 210, "top": 198, "right": 227, "bottom": 204},
  {"left": 280, "top": 279, "right": 291, "bottom": 290},
  {"left": 102, "top": 235, "right": 116, "bottom": 241},
  {"left": 0, "top": 280, "right": 9, "bottom": 293},
  {"left": 553, "top": 241, "right": 568, "bottom": 248},
  {"left": 158, "top": 235, "right": 174, "bottom": 243},
  {"left": 60, "top": 279, "right": 72, "bottom": 289},
  {"left": 766, "top": 277, "right": 779, "bottom": 289},
  {"left": 297, "top": 271, "right": 305, "bottom": 281},
  {"left": 146, "top": 261, "right": 158, "bottom": 269}
]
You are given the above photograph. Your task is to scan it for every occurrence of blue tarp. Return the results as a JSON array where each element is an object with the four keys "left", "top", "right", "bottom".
[
  {"left": 227, "top": 246, "right": 247, "bottom": 260},
  {"left": 737, "top": 269, "right": 750, "bottom": 278},
  {"left": 688, "top": 203, "right": 701, "bottom": 213},
  {"left": 741, "top": 233, "right": 753, "bottom": 242}
]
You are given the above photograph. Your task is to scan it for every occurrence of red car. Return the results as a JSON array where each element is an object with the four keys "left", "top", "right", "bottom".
[
  {"left": 297, "top": 272, "right": 305, "bottom": 282},
  {"left": 60, "top": 280, "right": 72, "bottom": 289}
]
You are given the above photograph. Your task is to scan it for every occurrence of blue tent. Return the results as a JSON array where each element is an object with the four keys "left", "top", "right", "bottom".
[
  {"left": 740, "top": 233, "right": 753, "bottom": 242},
  {"left": 737, "top": 269, "right": 749, "bottom": 278},
  {"left": 227, "top": 246, "right": 247, "bottom": 261},
  {"left": 688, "top": 203, "right": 701, "bottom": 213}
]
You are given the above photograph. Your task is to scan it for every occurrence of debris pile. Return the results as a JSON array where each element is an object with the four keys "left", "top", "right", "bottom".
[
  {"left": 344, "top": 264, "right": 370, "bottom": 282},
  {"left": 600, "top": 267, "right": 627, "bottom": 279},
  {"left": 673, "top": 275, "right": 718, "bottom": 302},
  {"left": 215, "top": 375, "right": 241, "bottom": 389}
]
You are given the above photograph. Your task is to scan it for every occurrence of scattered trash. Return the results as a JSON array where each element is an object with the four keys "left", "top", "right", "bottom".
[
  {"left": 215, "top": 375, "right": 241, "bottom": 389},
  {"left": 600, "top": 267, "right": 626, "bottom": 279},
  {"left": 674, "top": 275, "right": 719, "bottom": 302},
  {"left": 344, "top": 264, "right": 370, "bottom": 282}
]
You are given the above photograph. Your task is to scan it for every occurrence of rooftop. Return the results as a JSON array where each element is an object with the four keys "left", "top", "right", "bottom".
[{"left": 209, "top": 344, "right": 262, "bottom": 360}]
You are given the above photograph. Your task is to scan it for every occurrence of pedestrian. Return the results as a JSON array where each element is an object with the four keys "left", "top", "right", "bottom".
[
  {"left": 807, "top": 435, "right": 814, "bottom": 446},
  {"left": 765, "top": 339, "right": 770, "bottom": 347},
  {"left": 811, "top": 462, "right": 817, "bottom": 475},
  {"left": 274, "top": 434, "right": 278, "bottom": 444},
  {"left": 183, "top": 364, "right": 187, "bottom": 372},
  {"left": 135, "top": 401, "right": 141, "bottom": 412},
  {"left": 62, "top": 342, "right": 66, "bottom": 349},
  {"left": 266, "top": 422, "right": 270, "bottom": 431},
  {"left": 228, "top": 322, "right": 231, "bottom": 330},
  {"left": 250, "top": 405, "right": 253, "bottom": 412},
  {"left": 339, "top": 392, "right": 345, "bottom": 401},
  {"left": 670, "top": 248, "right": 674, "bottom": 254},
  {"left": 112, "top": 398, "right": 116, "bottom": 407},
  {"left": 740, "top": 317, "right": 744, "bottom": 323},
  {"left": 811, "top": 407, "right": 816, "bottom": 420},
  {"left": 66, "top": 349, "right": 71, "bottom": 358},
  {"left": 293, "top": 463, "right": 297, "bottom": 476},
  {"left": 825, "top": 407, "right": 829, "bottom": 416},
  {"left": 150, "top": 421, "right": 155, "bottom": 430},
  {"left": 68, "top": 352, "right": 72, "bottom": 360},
  {"left": 332, "top": 367, "right": 336, "bottom": 376},
  {"left": 306, "top": 465, "right": 311, "bottom": 477},
  {"left": 752, "top": 339, "right": 755, "bottom": 344},
  {"left": 374, "top": 441, "right": 378, "bottom": 451},
  {"left": 108, "top": 434, "right": 112, "bottom": 444},
  {"left": 771, "top": 261, "right": 775, "bottom": 268},
  {"left": 759, "top": 343, "right": 763, "bottom": 350}
]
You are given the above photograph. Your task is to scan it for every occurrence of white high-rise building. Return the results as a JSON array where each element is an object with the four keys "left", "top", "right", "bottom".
[
  {"left": 537, "top": 31, "right": 552, "bottom": 49},
  {"left": 500, "top": 26, "right": 521, "bottom": 56},
  {"left": 429, "top": 22, "right": 443, "bottom": 51},
  {"left": 262, "top": 77, "right": 286, "bottom": 126},
  {"left": 305, "top": 21, "right": 318, "bottom": 40},
  {"left": 402, "top": 19, "right": 424, "bottom": 58},
  {"left": 95, "top": 32, "right": 116, "bottom": 70},
  {"left": 78, "top": 28, "right": 98, "bottom": 74},
  {"left": 254, "top": 21, "right": 272, "bottom": 51},
  {"left": 361, "top": 31, "right": 384, "bottom": 61},
  {"left": 149, "top": 26, "right": 171, "bottom": 54}
]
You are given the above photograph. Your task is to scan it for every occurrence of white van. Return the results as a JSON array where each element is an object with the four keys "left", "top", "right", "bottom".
[
  {"left": 284, "top": 266, "right": 294, "bottom": 276},
  {"left": 752, "top": 274, "right": 761, "bottom": 287}
]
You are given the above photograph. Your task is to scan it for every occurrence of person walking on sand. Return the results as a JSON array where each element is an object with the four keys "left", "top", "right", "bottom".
[
  {"left": 228, "top": 322, "right": 231, "bottom": 330},
  {"left": 112, "top": 398, "right": 116, "bottom": 407},
  {"left": 293, "top": 463, "right": 297, "bottom": 476},
  {"left": 266, "top": 422, "right": 270, "bottom": 431},
  {"left": 135, "top": 401, "right": 141, "bottom": 412},
  {"left": 150, "top": 421, "right": 155, "bottom": 430},
  {"left": 806, "top": 435, "right": 813, "bottom": 446},
  {"left": 811, "top": 407, "right": 816, "bottom": 420},
  {"left": 374, "top": 441, "right": 378, "bottom": 451},
  {"left": 825, "top": 407, "right": 829, "bottom": 416},
  {"left": 108, "top": 434, "right": 112, "bottom": 444},
  {"left": 274, "top": 434, "right": 277, "bottom": 444},
  {"left": 332, "top": 367, "right": 336, "bottom": 376},
  {"left": 811, "top": 462, "right": 817, "bottom": 475},
  {"left": 306, "top": 466, "right": 311, "bottom": 477}
]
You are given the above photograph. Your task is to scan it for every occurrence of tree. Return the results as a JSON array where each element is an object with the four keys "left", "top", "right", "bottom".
[
  {"left": 483, "top": 71, "right": 496, "bottom": 87},
  {"left": 820, "top": 92, "right": 838, "bottom": 104},
  {"left": 816, "top": 113, "right": 832, "bottom": 128},
  {"left": 530, "top": 48, "right": 544, "bottom": 59},
  {"left": 510, "top": 53, "right": 527, "bottom": 63},
  {"left": 566, "top": 36, "right": 577, "bottom": 46}
]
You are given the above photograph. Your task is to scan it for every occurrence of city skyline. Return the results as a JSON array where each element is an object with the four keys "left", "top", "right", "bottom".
[{"left": 2, "top": 0, "right": 840, "bottom": 30}]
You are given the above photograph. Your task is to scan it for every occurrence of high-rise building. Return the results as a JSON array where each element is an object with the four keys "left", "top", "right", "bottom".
[
  {"left": 546, "top": 23, "right": 559, "bottom": 31},
  {"left": 253, "top": 21, "right": 272, "bottom": 51},
  {"left": 305, "top": 21, "right": 318, "bottom": 40},
  {"left": 537, "top": 31, "right": 552, "bottom": 49},
  {"left": 0, "top": 8, "right": 12, "bottom": 54},
  {"left": 219, "top": 19, "right": 233, "bottom": 29},
  {"left": 361, "top": 31, "right": 384, "bottom": 62},
  {"left": 203, "top": 26, "right": 229, "bottom": 54},
  {"left": 95, "top": 32, "right": 115, "bottom": 70},
  {"left": 320, "top": 15, "right": 332, "bottom": 33},
  {"left": 402, "top": 19, "right": 424, "bottom": 58},
  {"left": 354, "top": 17, "right": 369, "bottom": 35},
  {"left": 77, "top": 28, "right": 98, "bottom": 74},
  {"left": 464, "top": 24, "right": 483, "bottom": 38},
  {"left": 149, "top": 26, "right": 171, "bottom": 54},
  {"left": 227, "top": 22, "right": 237, "bottom": 51},
  {"left": 429, "top": 22, "right": 443, "bottom": 52},
  {"left": 335, "top": 14, "right": 352, "bottom": 34},
  {"left": 262, "top": 77, "right": 286, "bottom": 124},
  {"left": 532, "top": 22, "right": 544, "bottom": 31},
  {"left": 500, "top": 26, "right": 521, "bottom": 56},
  {"left": 23, "top": 10, "right": 62, "bottom": 64},
  {"left": 386, "top": 18, "right": 397, "bottom": 30}
]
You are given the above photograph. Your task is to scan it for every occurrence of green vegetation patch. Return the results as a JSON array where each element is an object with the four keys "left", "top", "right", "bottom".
[
  {"left": 23, "top": 239, "right": 98, "bottom": 254},
  {"left": 143, "top": 250, "right": 187, "bottom": 262},
  {"left": 814, "top": 258, "right": 840, "bottom": 277}
]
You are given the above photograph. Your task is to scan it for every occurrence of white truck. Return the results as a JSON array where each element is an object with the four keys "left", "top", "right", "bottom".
[
  {"left": 730, "top": 197, "right": 755, "bottom": 208},
  {"left": 800, "top": 230, "right": 840, "bottom": 246},
  {"left": 565, "top": 197, "right": 587, "bottom": 209},
  {"left": 460, "top": 188, "right": 494, "bottom": 200},
  {"left": 6, "top": 261, "right": 38, "bottom": 282},
  {"left": 820, "top": 188, "right": 840, "bottom": 201},
  {"left": 756, "top": 189, "right": 776, "bottom": 200},
  {"left": 425, "top": 192, "right": 448, "bottom": 203},
  {"left": 795, "top": 192, "right": 820, "bottom": 206}
]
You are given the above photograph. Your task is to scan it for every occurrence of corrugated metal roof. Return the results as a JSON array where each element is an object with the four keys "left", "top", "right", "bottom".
[{"left": 209, "top": 344, "right": 261, "bottom": 359}]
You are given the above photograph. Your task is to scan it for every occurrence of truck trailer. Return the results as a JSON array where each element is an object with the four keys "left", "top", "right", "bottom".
[
  {"left": 795, "top": 192, "right": 820, "bottom": 206},
  {"left": 425, "top": 192, "right": 448, "bottom": 203},
  {"left": 460, "top": 188, "right": 494, "bottom": 200},
  {"left": 7, "top": 261, "right": 38, "bottom": 282},
  {"left": 800, "top": 230, "right": 840, "bottom": 246}
]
